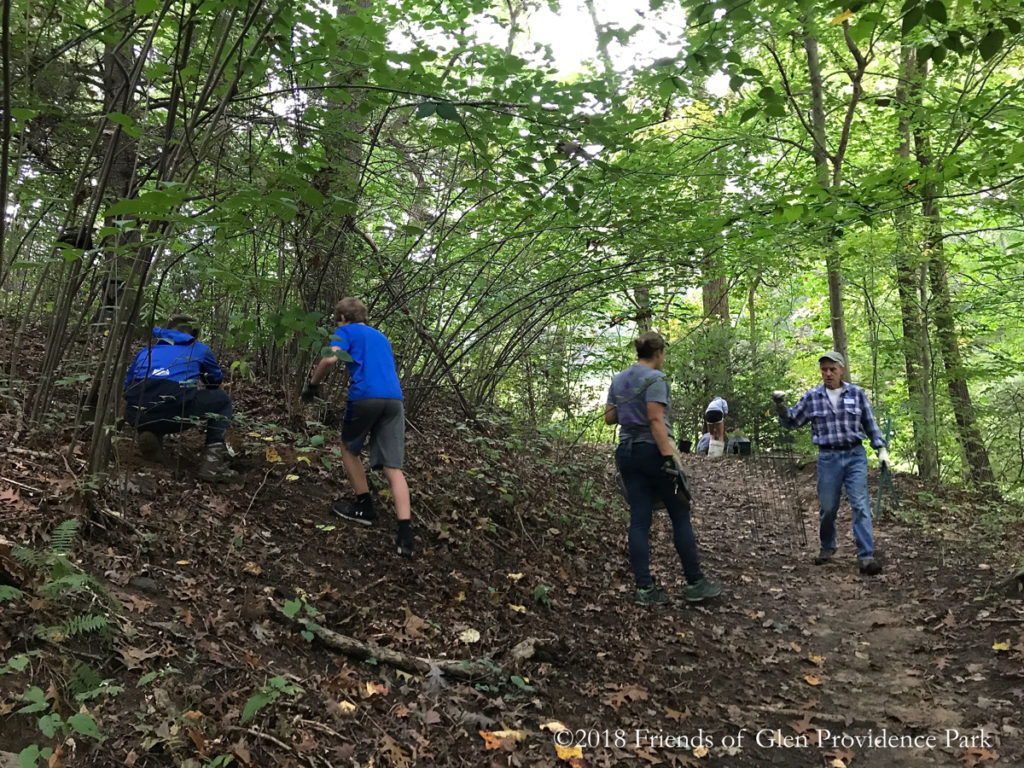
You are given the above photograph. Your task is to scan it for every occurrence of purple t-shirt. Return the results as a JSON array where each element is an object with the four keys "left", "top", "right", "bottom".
[{"left": 606, "top": 364, "right": 673, "bottom": 444}]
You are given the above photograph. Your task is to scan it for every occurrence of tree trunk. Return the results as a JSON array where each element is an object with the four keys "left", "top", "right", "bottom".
[
  {"left": 802, "top": 25, "right": 849, "bottom": 376},
  {"left": 913, "top": 62, "right": 996, "bottom": 487},
  {"left": 893, "top": 45, "right": 939, "bottom": 483}
]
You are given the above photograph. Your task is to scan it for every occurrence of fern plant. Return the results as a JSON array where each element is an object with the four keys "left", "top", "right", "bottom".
[{"left": 11, "top": 518, "right": 120, "bottom": 643}]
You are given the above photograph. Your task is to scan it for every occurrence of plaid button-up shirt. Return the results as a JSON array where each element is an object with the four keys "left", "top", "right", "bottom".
[{"left": 779, "top": 382, "right": 885, "bottom": 449}]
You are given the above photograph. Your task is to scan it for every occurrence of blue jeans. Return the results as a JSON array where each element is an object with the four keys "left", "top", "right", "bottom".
[
  {"left": 616, "top": 441, "right": 703, "bottom": 586},
  {"left": 816, "top": 445, "right": 874, "bottom": 559}
]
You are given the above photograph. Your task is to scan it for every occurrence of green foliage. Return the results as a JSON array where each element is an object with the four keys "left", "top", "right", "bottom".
[{"left": 240, "top": 676, "right": 305, "bottom": 723}]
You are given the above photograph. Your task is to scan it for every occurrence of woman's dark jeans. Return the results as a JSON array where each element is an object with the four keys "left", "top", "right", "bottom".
[{"left": 616, "top": 440, "right": 703, "bottom": 587}]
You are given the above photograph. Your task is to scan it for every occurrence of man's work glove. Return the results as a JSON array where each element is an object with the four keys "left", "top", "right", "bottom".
[
  {"left": 300, "top": 380, "right": 320, "bottom": 403},
  {"left": 771, "top": 390, "right": 788, "bottom": 417},
  {"left": 877, "top": 447, "right": 891, "bottom": 470}
]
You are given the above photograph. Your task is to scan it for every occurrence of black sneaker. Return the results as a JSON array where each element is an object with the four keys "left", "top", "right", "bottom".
[
  {"left": 813, "top": 548, "right": 836, "bottom": 565},
  {"left": 332, "top": 498, "right": 377, "bottom": 525},
  {"left": 634, "top": 582, "right": 670, "bottom": 605},
  {"left": 396, "top": 525, "right": 415, "bottom": 557},
  {"left": 859, "top": 558, "right": 882, "bottom": 575}
]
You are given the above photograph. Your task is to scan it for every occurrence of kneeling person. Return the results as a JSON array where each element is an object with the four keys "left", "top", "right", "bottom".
[
  {"left": 302, "top": 297, "right": 414, "bottom": 558},
  {"left": 124, "top": 315, "right": 236, "bottom": 481}
]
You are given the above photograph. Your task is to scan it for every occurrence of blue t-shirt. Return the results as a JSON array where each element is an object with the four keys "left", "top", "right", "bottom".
[
  {"left": 124, "top": 327, "right": 222, "bottom": 390},
  {"left": 330, "top": 323, "right": 403, "bottom": 401}
]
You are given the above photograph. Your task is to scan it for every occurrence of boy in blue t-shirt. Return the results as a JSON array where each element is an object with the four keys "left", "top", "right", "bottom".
[{"left": 301, "top": 297, "right": 413, "bottom": 557}]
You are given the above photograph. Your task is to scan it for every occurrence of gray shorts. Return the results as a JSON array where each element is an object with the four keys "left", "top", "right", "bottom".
[{"left": 341, "top": 398, "right": 405, "bottom": 469}]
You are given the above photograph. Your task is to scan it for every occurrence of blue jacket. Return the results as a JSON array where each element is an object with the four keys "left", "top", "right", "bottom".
[{"left": 124, "top": 328, "right": 223, "bottom": 392}]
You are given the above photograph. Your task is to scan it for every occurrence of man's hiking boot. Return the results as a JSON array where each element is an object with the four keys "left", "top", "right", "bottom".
[
  {"left": 813, "top": 548, "right": 836, "bottom": 565},
  {"left": 396, "top": 524, "right": 415, "bottom": 558},
  {"left": 634, "top": 582, "right": 670, "bottom": 605},
  {"left": 198, "top": 442, "right": 237, "bottom": 482},
  {"left": 859, "top": 557, "right": 883, "bottom": 576},
  {"left": 332, "top": 497, "right": 377, "bottom": 526},
  {"left": 685, "top": 577, "right": 722, "bottom": 603},
  {"left": 137, "top": 431, "right": 163, "bottom": 462}
]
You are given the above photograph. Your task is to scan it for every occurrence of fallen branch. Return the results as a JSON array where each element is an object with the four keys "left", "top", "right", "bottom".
[
  {"left": 272, "top": 601, "right": 540, "bottom": 682},
  {"left": 224, "top": 726, "right": 318, "bottom": 768}
]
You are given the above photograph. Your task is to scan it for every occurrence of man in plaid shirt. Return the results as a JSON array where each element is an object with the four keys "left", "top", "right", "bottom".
[{"left": 772, "top": 351, "right": 891, "bottom": 575}]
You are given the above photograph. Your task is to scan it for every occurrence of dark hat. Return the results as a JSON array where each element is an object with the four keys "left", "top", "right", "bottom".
[{"left": 818, "top": 350, "right": 845, "bottom": 367}]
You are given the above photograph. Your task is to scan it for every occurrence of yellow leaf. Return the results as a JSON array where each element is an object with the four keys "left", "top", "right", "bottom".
[
  {"left": 804, "top": 675, "right": 821, "bottom": 686},
  {"left": 459, "top": 628, "right": 481, "bottom": 644},
  {"left": 456, "top": 591, "right": 466, "bottom": 602},
  {"left": 676, "top": 632, "right": 686, "bottom": 639},
  {"left": 992, "top": 641, "right": 1011, "bottom": 652},
  {"left": 182, "top": 710, "right": 203, "bottom": 720},
  {"left": 176, "top": 560, "right": 190, "bottom": 565},
  {"left": 285, "top": 474, "right": 299, "bottom": 482},
  {"left": 555, "top": 744, "right": 583, "bottom": 760},
  {"left": 247, "top": 432, "right": 262, "bottom": 438},
  {"left": 508, "top": 604, "right": 527, "bottom": 613},
  {"left": 480, "top": 730, "right": 527, "bottom": 750},
  {"left": 831, "top": 759, "right": 847, "bottom": 768},
  {"left": 507, "top": 572, "right": 525, "bottom": 582},
  {"left": 296, "top": 455, "right": 311, "bottom": 465},
  {"left": 263, "top": 436, "right": 275, "bottom": 442},
  {"left": 338, "top": 701, "right": 357, "bottom": 713},
  {"left": 693, "top": 745, "right": 710, "bottom": 758},
  {"left": 808, "top": 653, "right": 825, "bottom": 666},
  {"left": 829, "top": 9, "right": 854, "bottom": 25},
  {"left": 265, "top": 445, "right": 282, "bottom": 462},
  {"left": 243, "top": 561, "right": 261, "bottom": 575}
]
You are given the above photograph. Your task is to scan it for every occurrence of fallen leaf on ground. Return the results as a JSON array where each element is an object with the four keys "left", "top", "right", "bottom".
[
  {"left": 804, "top": 675, "right": 821, "bottom": 686},
  {"left": 603, "top": 684, "right": 649, "bottom": 709},
  {"left": 965, "top": 747, "right": 999, "bottom": 768},
  {"left": 541, "top": 720, "right": 570, "bottom": 732},
  {"left": 555, "top": 743, "right": 583, "bottom": 761},
  {"left": 380, "top": 734, "right": 409, "bottom": 768},
  {"left": 479, "top": 729, "right": 527, "bottom": 750},
  {"left": 459, "top": 628, "right": 480, "bottom": 644}
]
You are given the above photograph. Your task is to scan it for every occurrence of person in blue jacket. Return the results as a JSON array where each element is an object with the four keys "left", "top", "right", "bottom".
[
  {"left": 301, "top": 297, "right": 414, "bottom": 558},
  {"left": 123, "top": 315, "right": 236, "bottom": 481}
]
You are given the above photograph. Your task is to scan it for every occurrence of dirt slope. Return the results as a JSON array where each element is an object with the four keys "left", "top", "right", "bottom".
[{"left": 1, "top": 409, "right": 1022, "bottom": 768}]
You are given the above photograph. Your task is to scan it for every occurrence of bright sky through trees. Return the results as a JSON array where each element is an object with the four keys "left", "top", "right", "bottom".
[{"left": 527, "top": 0, "right": 729, "bottom": 93}]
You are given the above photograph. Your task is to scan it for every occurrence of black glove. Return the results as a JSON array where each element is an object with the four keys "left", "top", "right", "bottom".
[
  {"left": 300, "top": 380, "right": 319, "bottom": 402},
  {"left": 673, "top": 468, "right": 692, "bottom": 503},
  {"left": 662, "top": 454, "right": 675, "bottom": 469},
  {"left": 660, "top": 460, "right": 691, "bottom": 504}
]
